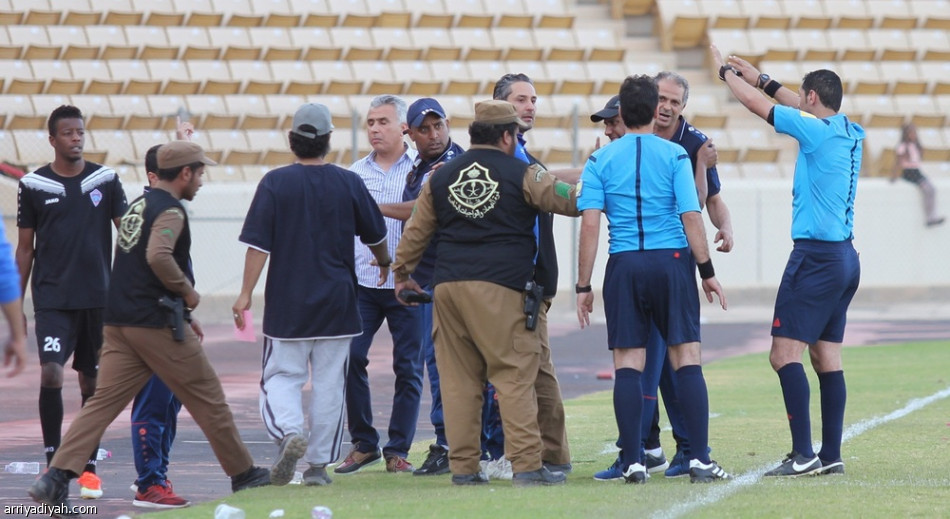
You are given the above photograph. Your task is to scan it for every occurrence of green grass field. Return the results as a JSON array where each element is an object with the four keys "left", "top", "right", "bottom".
[{"left": 158, "top": 341, "right": 950, "bottom": 519}]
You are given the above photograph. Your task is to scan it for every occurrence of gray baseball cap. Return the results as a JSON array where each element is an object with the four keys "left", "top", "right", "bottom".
[{"left": 290, "top": 103, "right": 333, "bottom": 138}]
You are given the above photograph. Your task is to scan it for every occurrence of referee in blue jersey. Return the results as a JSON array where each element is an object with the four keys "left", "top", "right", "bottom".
[
  {"left": 576, "top": 75, "right": 731, "bottom": 484},
  {"left": 713, "top": 45, "right": 863, "bottom": 477}
]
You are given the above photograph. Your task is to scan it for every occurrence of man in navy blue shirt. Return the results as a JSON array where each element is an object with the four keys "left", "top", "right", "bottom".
[
  {"left": 378, "top": 97, "right": 463, "bottom": 476},
  {"left": 233, "top": 103, "right": 390, "bottom": 487},
  {"left": 577, "top": 75, "right": 731, "bottom": 484},
  {"left": 714, "top": 45, "right": 863, "bottom": 477}
]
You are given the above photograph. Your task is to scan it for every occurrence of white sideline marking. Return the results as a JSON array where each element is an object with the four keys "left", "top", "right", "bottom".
[{"left": 652, "top": 385, "right": 950, "bottom": 519}]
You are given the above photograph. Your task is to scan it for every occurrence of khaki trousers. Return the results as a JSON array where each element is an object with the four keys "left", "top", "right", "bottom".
[
  {"left": 52, "top": 325, "right": 254, "bottom": 477},
  {"left": 536, "top": 300, "right": 571, "bottom": 465},
  {"left": 433, "top": 281, "right": 542, "bottom": 475}
]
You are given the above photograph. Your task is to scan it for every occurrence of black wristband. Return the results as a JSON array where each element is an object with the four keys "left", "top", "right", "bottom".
[
  {"left": 697, "top": 260, "right": 715, "bottom": 280},
  {"left": 763, "top": 80, "right": 783, "bottom": 98},
  {"left": 718, "top": 64, "right": 741, "bottom": 81},
  {"left": 575, "top": 284, "right": 592, "bottom": 294}
]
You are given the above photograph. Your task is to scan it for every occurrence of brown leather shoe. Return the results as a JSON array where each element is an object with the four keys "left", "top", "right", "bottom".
[
  {"left": 385, "top": 454, "right": 415, "bottom": 473},
  {"left": 333, "top": 445, "right": 382, "bottom": 474}
]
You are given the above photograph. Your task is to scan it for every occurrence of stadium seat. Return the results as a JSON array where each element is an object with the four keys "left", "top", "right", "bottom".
[
  {"left": 452, "top": 28, "right": 500, "bottom": 61},
  {"left": 879, "top": 62, "right": 926, "bottom": 95},
  {"left": 31, "top": 60, "right": 83, "bottom": 95},
  {"left": 330, "top": 27, "right": 383, "bottom": 61},
  {"left": 746, "top": 29, "right": 796, "bottom": 62},
  {"left": 350, "top": 61, "right": 402, "bottom": 95},
  {"left": 787, "top": 29, "right": 834, "bottom": 61},
  {"left": 373, "top": 28, "right": 421, "bottom": 60},
  {"left": 310, "top": 60, "right": 362, "bottom": 95},
  {"left": 47, "top": 26, "right": 96, "bottom": 60},
  {"left": 493, "top": 28, "right": 541, "bottom": 61}
]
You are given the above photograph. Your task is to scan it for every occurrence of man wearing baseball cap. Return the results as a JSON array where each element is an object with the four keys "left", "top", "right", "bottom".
[
  {"left": 391, "top": 100, "right": 579, "bottom": 487},
  {"left": 31, "top": 141, "right": 272, "bottom": 514},
  {"left": 590, "top": 95, "right": 625, "bottom": 143},
  {"left": 233, "top": 103, "right": 390, "bottom": 487},
  {"left": 379, "top": 97, "right": 464, "bottom": 476}
]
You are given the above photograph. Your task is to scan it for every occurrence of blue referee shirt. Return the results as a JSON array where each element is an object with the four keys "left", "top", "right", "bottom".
[
  {"left": 773, "top": 105, "right": 864, "bottom": 241},
  {"left": 578, "top": 133, "right": 700, "bottom": 253}
]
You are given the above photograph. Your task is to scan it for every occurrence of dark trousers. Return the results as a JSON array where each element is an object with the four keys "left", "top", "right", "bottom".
[
  {"left": 131, "top": 374, "right": 182, "bottom": 490},
  {"left": 346, "top": 286, "right": 423, "bottom": 458}
]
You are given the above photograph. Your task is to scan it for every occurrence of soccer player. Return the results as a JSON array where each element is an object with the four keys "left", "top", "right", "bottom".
[
  {"left": 713, "top": 45, "right": 863, "bottom": 476},
  {"left": 17, "top": 105, "right": 128, "bottom": 499}
]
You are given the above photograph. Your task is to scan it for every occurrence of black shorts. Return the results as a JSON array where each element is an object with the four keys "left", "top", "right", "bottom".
[
  {"left": 34, "top": 308, "right": 104, "bottom": 377},
  {"left": 901, "top": 169, "right": 925, "bottom": 185}
]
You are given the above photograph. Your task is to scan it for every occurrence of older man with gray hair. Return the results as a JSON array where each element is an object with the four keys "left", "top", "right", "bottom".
[{"left": 336, "top": 95, "right": 424, "bottom": 475}]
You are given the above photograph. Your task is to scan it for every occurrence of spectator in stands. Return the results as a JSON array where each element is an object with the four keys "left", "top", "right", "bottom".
[
  {"left": 892, "top": 123, "right": 944, "bottom": 227},
  {"left": 336, "top": 95, "right": 423, "bottom": 475}
]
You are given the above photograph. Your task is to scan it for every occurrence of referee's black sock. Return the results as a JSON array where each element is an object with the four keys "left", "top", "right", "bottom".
[
  {"left": 613, "top": 368, "right": 642, "bottom": 470},
  {"left": 675, "top": 365, "right": 711, "bottom": 464},
  {"left": 39, "top": 386, "right": 63, "bottom": 466},
  {"left": 777, "top": 363, "right": 815, "bottom": 458},
  {"left": 817, "top": 370, "right": 846, "bottom": 463}
]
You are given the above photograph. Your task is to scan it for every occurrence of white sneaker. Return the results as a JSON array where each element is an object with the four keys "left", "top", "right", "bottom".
[{"left": 483, "top": 456, "right": 513, "bottom": 480}]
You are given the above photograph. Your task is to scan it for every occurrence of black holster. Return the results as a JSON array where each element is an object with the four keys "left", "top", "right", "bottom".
[{"left": 523, "top": 281, "right": 544, "bottom": 331}]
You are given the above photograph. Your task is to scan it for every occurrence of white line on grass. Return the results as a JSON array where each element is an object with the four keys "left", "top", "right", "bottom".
[{"left": 652, "top": 385, "right": 950, "bottom": 519}]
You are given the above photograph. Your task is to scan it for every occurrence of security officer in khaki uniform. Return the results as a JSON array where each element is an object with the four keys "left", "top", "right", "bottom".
[
  {"left": 392, "top": 101, "right": 578, "bottom": 487},
  {"left": 29, "top": 142, "right": 270, "bottom": 515}
]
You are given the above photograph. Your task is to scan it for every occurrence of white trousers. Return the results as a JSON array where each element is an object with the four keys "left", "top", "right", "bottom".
[{"left": 260, "top": 337, "right": 350, "bottom": 465}]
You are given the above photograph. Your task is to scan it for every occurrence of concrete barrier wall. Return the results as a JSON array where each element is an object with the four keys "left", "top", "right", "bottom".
[{"left": 3, "top": 176, "right": 949, "bottom": 309}]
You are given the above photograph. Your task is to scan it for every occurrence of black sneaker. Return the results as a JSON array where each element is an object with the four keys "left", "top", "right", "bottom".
[
  {"left": 231, "top": 466, "right": 271, "bottom": 492},
  {"left": 763, "top": 452, "right": 822, "bottom": 478},
  {"left": 818, "top": 458, "right": 845, "bottom": 475},
  {"left": 414, "top": 444, "right": 450, "bottom": 476},
  {"left": 689, "top": 460, "right": 732, "bottom": 483},
  {"left": 512, "top": 466, "right": 567, "bottom": 487},
  {"left": 622, "top": 462, "right": 647, "bottom": 484},
  {"left": 451, "top": 471, "right": 489, "bottom": 485},
  {"left": 271, "top": 433, "right": 308, "bottom": 486},
  {"left": 645, "top": 451, "right": 669, "bottom": 473},
  {"left": 28, "top": 468, "right": 81, "bottom": 517},
  {"left": 542, "top": 461, "right": 573, "bottom": 474}
]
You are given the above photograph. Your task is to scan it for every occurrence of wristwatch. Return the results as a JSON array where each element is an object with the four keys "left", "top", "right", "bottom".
[{"left": 757, "top": 73, "right": 771, "bottom": 89}]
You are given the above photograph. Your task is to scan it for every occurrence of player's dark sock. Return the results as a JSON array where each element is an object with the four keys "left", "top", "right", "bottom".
[
  {"left": 80, "top": 393, "right": 99, "bottom": 474},
  {"left": 817, "top": 370, "right": 846, "bottom": 462},
  {"left": 614, "top": 368, "right": 642, "bottom": 469},
  {"left": 644, "top": 404, "right": 661, "bottom": 450},
  {"left": 675, "top": 365, "right": 710, "bottom": 464},
  {"left": 777, "top": 363, "right": 814, "bottom": 458},
  {"left": 39, "top": 386, "right": 64, "bottom": 466}
]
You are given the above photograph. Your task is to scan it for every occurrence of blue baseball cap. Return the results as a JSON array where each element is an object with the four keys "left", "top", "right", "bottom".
[{"left": 407, "top": 98, "right": 447, "bottom": 129}]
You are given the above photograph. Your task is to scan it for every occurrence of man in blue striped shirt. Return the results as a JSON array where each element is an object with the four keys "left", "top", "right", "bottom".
[
  {"left": 337, "top": 94, "right": 424, "bottom": 475},
  {"left": 713, "top": 45, "right": 863, "bottom": 477}
]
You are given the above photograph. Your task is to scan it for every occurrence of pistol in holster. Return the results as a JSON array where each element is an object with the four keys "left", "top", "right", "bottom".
[
  {"left": 523, "top": 280, "right": 544, "bottom": 331},
  {"left": 158, "top": 296, "right": 186, "bottom": 342}
]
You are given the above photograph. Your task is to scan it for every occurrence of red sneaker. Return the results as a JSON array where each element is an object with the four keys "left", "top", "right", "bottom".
[{"left": 132, "top": 483, "right": 191, "bottom": 509}]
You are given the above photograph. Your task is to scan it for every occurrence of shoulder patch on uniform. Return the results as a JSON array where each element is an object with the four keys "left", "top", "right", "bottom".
[
  {"left": 165, "top": 208, "right": 185, "bottom": 220},
  {"left": 798, "top": 110, "right": 817, "bottom": 119},
  {"left": 576, "top": 179, "right": 583, "bottom": 197},
  {"left": 588, "top": 155, "right": 597, "bottom": 163},
  {"left": 528, "top": 163, "right": 547, "bottom": 183},
  {"left": 677, "top": 154, "right": 689, "bottom": 161},
  {"left": 554, "top": 180, "right": 572, "bottom": 200}
]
